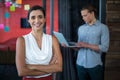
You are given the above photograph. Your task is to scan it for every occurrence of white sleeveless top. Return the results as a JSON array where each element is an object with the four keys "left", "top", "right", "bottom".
[{"left": 23, "top": 32, "right": 52, "bottom": 78}]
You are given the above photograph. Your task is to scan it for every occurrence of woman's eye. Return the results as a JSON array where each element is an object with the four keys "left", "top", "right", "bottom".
[
  {"left": 31, "top": 16, "right": 35, "bottom": 20},
  {"left": 30, "top": 15, "right": 44, "bottom": 20},
  {"left": 38, "top": 15, "right": 44, "bottom": 19}
]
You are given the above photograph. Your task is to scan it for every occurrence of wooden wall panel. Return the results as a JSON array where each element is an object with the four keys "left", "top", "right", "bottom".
[{"left": 105, "top": 0, "right": 120, "bottom": 80}]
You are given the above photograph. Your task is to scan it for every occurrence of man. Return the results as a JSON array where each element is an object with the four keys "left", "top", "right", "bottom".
[{"left": 75, "top": 4, "right": 109, "bottom": 80}]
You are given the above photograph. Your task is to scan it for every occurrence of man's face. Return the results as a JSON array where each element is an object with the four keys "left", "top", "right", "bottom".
[{"left": 81, "top": 9, "right": 94, "bottom": 24}]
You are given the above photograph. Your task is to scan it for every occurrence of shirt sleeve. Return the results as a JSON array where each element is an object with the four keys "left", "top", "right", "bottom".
[{"left": 98, "top": 25, "right": 110, "bottom": 52}]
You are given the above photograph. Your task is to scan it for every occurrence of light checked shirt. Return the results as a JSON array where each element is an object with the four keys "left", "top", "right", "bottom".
[{"left": 76, "top": 20, "right": 109, "bottom": 68}]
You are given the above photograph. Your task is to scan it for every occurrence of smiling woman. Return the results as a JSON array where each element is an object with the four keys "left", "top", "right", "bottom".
[{"left": 16, "top": 5, "right": 62, "bottom": 80}]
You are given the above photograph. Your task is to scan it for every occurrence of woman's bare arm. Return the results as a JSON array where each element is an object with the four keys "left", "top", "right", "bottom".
[{"left": 16, "top": 37, "right": 47, "bottom": 76}]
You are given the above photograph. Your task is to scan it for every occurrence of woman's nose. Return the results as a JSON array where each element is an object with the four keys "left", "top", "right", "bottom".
[{"left": 35, "top": 18, "right": 39, "bottom": 22}]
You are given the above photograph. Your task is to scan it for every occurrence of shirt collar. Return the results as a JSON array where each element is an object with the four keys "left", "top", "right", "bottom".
[{"left": 86, "top": 20, "right": 100, "bottom": 27}]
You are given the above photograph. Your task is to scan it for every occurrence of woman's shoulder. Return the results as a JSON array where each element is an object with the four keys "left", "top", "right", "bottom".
[
  {"left": 17, "top": 36, "right": 25, "bottom": 43},
  {"left": 17, "top": 33, "right": 31, "bottom": 43},
  {"left": 52, "top": 35, "right": 59, "bottom": 45},
  {"left": 52, "top": 35, "right": 57, "bottom": 40},
  {"left": 43, "top": 33, "right": 58, "bottom": 42},
  {"left": 43, "top": 33, "right": 52, "bottom": 39}
]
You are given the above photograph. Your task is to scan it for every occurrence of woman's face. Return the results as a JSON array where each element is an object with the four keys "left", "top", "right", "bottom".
[{"left": 28, "top": 10, "right": 45, "bottom": 31}]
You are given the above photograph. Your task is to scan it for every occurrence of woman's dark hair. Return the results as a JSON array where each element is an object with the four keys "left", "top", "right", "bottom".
[
  {"left": 27, "top": 5, "right": 46, "bottom": 20},
  {"left": 81, "top": 4, "right": 97, "bottom": 17}
]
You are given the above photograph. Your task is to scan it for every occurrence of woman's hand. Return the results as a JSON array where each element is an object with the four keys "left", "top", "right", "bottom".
[
  {"left": 50, "top": 55, "right": 58, "bottom": 64},
  {"left": 27, "top": 64, "right": 35, "bottom": 70}
]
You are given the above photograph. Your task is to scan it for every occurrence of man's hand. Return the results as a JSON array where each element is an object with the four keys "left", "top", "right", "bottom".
[
  {"left": 77, "top": 42, "right": 88, "bottom": 48},
  {"left": 61, "top": 43, "right": 67, "bottom": 47}
]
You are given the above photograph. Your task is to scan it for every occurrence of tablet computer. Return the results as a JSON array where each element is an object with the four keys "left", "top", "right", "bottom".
[{"left": 53, "top": 31, "right": 77, "bottom": 47}]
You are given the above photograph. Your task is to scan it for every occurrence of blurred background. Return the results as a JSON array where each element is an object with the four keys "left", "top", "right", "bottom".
[{"left": 0, "top": 0, "right": 120, "bottom": 80}]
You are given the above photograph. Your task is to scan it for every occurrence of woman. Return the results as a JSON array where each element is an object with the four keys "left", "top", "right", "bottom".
[{"left": 16, "top": 5, "right": 62, "bottom": 80}]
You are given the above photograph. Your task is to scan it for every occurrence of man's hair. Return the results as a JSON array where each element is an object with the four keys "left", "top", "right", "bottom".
[{"left": 81, "top": 4, "right": 97, "bottom": 17}]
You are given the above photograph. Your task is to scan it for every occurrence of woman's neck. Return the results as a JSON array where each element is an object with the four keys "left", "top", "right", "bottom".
[{"left": 31, "top": 30, "right": 43, "bottom": 40}]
